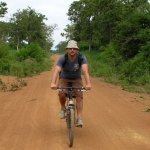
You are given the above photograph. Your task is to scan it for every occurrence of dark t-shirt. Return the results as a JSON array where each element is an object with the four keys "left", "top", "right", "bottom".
[{"left": 56, "top": 52, "right": 87, "bottom": 79}]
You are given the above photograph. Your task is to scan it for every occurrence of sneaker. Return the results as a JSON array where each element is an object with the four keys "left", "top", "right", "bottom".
[
  {"left": 76, "top": 117, "right": 83, "bottom": 127},
  {"left": 59, "top": 108, "right": 66, "bottom": 119}
]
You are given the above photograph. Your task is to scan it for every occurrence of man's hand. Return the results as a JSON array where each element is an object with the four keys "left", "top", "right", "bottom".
[
  {"left": 51, "top": 83, "right": 57, "bottom": 90},
  {"left": 85, "top": 84, "right": 91, "bottom": 90}
]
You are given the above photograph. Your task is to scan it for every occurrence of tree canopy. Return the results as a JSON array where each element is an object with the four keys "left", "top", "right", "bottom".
[
  {"left": 60, "top": 0, "right": 150, "bottom": 57},
  {"left": 0, "top": 5, "right": 57, "bottom": 51},
  {"left": 0, "top": 1, "right": 7, "bottom": 17}
]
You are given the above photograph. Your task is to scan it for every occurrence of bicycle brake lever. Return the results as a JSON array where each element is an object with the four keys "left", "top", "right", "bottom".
[
  {"left": 57, "top": 86, "right": 66, "bottom": 91},
  {"left": 78, "top": 87, "right": 86, "bottom": 92},
  {"left": 56, "top": 86, "right": 62, "bottom": 91}
]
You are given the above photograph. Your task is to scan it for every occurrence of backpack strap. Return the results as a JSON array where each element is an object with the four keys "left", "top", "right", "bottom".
[
  {"left": 78, "top": 52, "right": 84, "bottom": 67},
  {"left": 62, "top": 53, "right": 68, "bottom": 68}
]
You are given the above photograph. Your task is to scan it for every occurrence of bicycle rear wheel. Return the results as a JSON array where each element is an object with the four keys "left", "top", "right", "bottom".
[{"left": 67, "top": 108, "right": 75, "bottom": 147}]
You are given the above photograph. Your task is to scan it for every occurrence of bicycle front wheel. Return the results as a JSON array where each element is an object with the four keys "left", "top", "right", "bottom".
[{"left": 67, "top": 108, "right": 75, "bottom": 147}]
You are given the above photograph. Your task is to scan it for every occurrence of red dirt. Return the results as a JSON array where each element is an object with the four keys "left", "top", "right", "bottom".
[{"left": 0, "top": 54, "right": 150, "bottom": 150}]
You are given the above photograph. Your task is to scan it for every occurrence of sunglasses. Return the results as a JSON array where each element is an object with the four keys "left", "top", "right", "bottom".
[{"left": 68, "top": 48, "right": 78, "bottom": 51}]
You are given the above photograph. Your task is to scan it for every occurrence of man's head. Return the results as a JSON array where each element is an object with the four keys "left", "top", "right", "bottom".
[{"left": 66, "top": 40, "right": 79, "bottom": 57}]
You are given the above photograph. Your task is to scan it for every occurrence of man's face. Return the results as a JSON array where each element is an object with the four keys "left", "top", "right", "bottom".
[{"left": 66, "top": 48, "right": 78, "bottom": 57}]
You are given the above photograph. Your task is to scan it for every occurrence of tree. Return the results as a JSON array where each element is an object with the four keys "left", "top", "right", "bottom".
[
  {"left": 67, "top": 0, "right": 124, "bottom": 51},
  {"left": 114, "top": 1, "right": 150, "bottom": 60},
  {"left": 0, "top": 1, "right": 8, "bottom": 41},
  {"left": 55, "top": 41, "right": 67, "bottom": 53},
  {"left": 0, "top": 21, "right": 10, "bottom": 41},
  {"left": 9, "top": 7, "right": 57, "bottom": 51},
  {"left": 0, "top": 1, "right": 7, "bottom": 17},
  {"left": 42, "top": 23, "right": 57, "bottom": 51},
  {"left": 67, "top": 0, "right": 95, "bottom": 52},
  {"left": 61, "top": 24, "right": 75, "bottom": 40},
  {"left": 67, "top": 0, "right": 83, "bottom": 42}
]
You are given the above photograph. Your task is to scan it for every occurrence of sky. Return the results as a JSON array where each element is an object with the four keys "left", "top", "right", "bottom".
[{"left": 1, "top": 0, "right": 77, "bottom": 49}]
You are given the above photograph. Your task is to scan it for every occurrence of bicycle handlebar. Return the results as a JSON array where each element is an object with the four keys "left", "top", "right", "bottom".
[{"left": 57, "top": 86, "right": 86, "bottom": 92}]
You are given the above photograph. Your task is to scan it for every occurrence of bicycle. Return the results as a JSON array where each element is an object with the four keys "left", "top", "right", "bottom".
[{"left": 57, "top": 83, "right": 86, "bottom": 147}]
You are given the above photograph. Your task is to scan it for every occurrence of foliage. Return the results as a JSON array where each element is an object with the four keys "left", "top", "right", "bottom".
[
  {"left": 66, "top": 0, "right": 150, "bottom": 53},
  {"left": 115, "top": 6, "right": 150, "bottom": 60},
  {"left": 17, "top": 42, "right": 44, "bottom": 62},
  {"left": 0, "top": 1, "right": 7, "bottom": 17},
  {"left": 0, "top": 21, "right": 10, "bottom": 42},
  {"left": 0, "top": 39, "right": 9, "bottom": 58},
  {"left": 0, "top": 41, "right": 53, "bottom": 77},
  {"left": 6, "top": 7, "right": 57, "bottom": 51},
  {"left": 55, "top": 41, "right": 67, "bottom": 54},
  {"left": 55, "top": 0, "right": 149, "bottom": 93},
  {"left": 61, "top": 24, "right": 75, "bottom": 40},
  {"left": 0, "top": 3, "right": 54, "bottom": 78},
  {"left": 83, "top": 50, "right": 118, "bottom": 80},
  {"left": 83, "top": 49, "right": 150, "bottom": 93}
]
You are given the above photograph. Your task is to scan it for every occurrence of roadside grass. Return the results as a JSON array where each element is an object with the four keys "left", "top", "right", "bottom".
[
  {"left": 0, "top": 42, "right": 53, "bottom": 92},
  {"left": 0, "top": 77, "right": 28, "bottom": 91},
  {"left": 82, "top": 51, "right": 150, "bottom": 95}
]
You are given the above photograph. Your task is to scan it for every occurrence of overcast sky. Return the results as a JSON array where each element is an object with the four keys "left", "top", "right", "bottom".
[{"left": 1, "top": 0, "right": 77, "bottom": 49}]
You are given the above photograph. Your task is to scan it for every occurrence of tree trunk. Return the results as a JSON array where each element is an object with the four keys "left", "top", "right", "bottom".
[{"left": 16, "top": 36, "right": 19, "bottom": 51}]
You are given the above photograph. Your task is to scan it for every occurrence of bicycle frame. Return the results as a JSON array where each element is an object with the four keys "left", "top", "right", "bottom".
[
  {"left": 66, "top": 83, "right": 76, "bottom": 129},
  {"left": 57, "top": 83, "right": 85, "bottom": 147}
]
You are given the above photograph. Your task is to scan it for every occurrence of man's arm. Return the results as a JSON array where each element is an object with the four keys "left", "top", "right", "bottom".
[
  {"left": 51, "top": 66, "right": 61, "bottom": 90},
  {"left": 82, "top": 64, "right": 91, "bottom": 90}
]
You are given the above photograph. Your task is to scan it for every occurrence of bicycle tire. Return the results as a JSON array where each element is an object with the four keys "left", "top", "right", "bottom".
[{"left": 67, "top": 108, "right": 75, "bottom": 147}]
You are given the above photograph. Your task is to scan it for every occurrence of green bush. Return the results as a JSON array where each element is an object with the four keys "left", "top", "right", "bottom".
[
  {"left": 120, "top": 51, "right": 150, "bottom": 85},
  {"left": 83, "top": 47, "right": 150, "bottom": 93},
  {"left": 17, "top": 42, "right": 44, "bottom": 62},
  {"left": 82, "top": 51, "right": 115, "bottom": 78},
  {"left": 0, "top": 58, "right": 11, "bottom": 74},
  {"left": 16, "top": 47, "right": 30, "bottom": 61},
  {"left": 0, "top": 41, "right": 53, "bottom": 77},
  {"left": 9, "top": 62, "right": 24, "bottom": 77},
  {"left": 0, "top": 40, "right": 9, "bottom": 58},
  {"left": 27, "top": 42, "right": 44, "bottom": 62},
  {"left": 78, "top": 42, "right": 89, "bottom": 51}
]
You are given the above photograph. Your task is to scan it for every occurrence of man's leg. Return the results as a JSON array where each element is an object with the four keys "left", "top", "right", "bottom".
[
  {"left": 76, "top": 96, "right": 84, "bottom": 126},
  {"left": 76, "top": 97, "right": 83, "bottom": 117},
  {"left": 59, "top": 93, "right": 66, "bottom": 119},
  {"left": 59, "top": 93, "right": 66, "bottom": 109}
]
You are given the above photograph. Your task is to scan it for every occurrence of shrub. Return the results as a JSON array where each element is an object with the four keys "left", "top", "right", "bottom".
[
  {"left": 0, "top": 40, "right": 9, "bottom": 58},
  {"left": 0, "top": 58, "right": 11, "bottom": 75},
  {"left": 17, "top": 42, "right": 44, "bottom": 62}
]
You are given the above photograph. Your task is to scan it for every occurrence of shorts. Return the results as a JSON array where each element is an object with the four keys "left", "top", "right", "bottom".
[{"left": 58, "top": 77, "right": 83, "bottom": 98}]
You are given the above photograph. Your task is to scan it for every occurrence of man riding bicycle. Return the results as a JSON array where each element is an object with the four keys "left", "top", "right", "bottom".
[{"left": 51, "top": 40, "right": 91, "bottom": 127}]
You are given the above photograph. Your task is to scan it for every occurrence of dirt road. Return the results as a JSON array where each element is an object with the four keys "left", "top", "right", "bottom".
[{"left": 0, "top": 54, "right": 150, "bottom": 150}]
